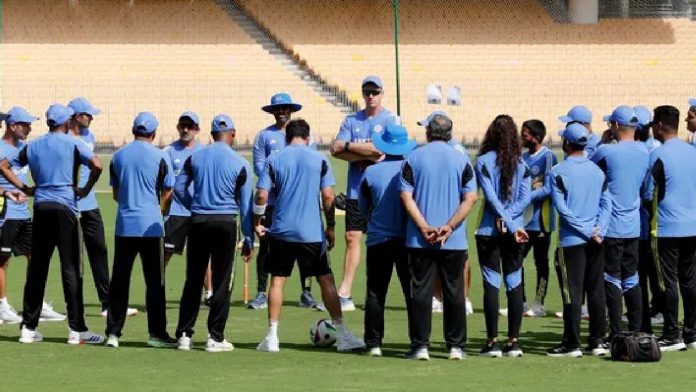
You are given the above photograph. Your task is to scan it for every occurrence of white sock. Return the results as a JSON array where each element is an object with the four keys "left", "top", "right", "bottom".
[
  {"left": 0, "top": 297, "right": 6, "bottom": 305},
  {"left": 269, "top": 320, "right": 279, "bottom": 336},
  {"left": 332, "top": 317, "right": 348, "bottom": 335},
  {"left": 205, "top": 290, "right": 212, "bottom": 299}
]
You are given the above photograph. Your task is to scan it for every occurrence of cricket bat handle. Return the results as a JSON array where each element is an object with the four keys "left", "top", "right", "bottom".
[{"left": 243, "top": 262, "right": 249, "bottom": 304}]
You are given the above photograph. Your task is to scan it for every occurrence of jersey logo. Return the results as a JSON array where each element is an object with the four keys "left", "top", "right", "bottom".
[
  {"left": 269, "top": 139, "right": 276, "bottom": 145},
  {"left": 373, "top": 124, "right": 383, "bottom": 133},
  {"left": 531, "top": 165, "right": 540, "bottom": 175}
]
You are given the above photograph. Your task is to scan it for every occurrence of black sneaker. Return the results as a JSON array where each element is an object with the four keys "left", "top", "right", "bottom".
[
  {"left": 204, "top": 296, "right": 212, "bottom": 307},
  {"left": 147, "top": 334, "right": 178, "bottom": 348},
  {"left": 587, "top": 341, "right": 610, "bottom": 356},
  {"left": 547, "top": 345, "right": 583, "bottom": 358},
  {"left": 658, "top": 336, "right": 687, "bottom": 352},
  {"left": 479, "top": 341, "right": 502, "bottom": 358},
  {"left": 502, "top": 341, "right": 523, "bottom": 357}
]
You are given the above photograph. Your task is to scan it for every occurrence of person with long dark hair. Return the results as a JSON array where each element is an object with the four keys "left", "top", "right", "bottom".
[{"left": 475, "top": 114, "right": 531, "bottom": 357}]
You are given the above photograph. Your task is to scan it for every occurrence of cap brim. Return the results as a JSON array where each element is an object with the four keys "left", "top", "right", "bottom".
[
  {"left": 602, "top": 115, "right": 612, "bottom": 122},
  {"left": 557, "top": 130, "right": 566, "bottom": 137},
  {"left": 558, "top": 115, "right": 572, "bottom": 123},
  {"left": 373, "top": 137, "right": 417, "bottom": 156},
  {"left": 88, "top": 108, "right": 102, "bottom": 116},
  {"left": 262, "top": 103, "right": 302, "bottom": 113},
  {"left": 416, "top": 120, "right": 428, "bottom": 126},
  {"left": 0, "top": 113, "right": 7, "bottom": 121}
]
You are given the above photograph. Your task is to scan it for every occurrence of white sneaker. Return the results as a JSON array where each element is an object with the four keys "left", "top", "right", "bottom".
[
  {"left": 68, "top": 330, "right": 105, "bottom": 345},
  {"left": 369, "top": 346, "right": 382, "bottom": 357},
  {"left": 100, "top": 307, "right": 138, "bottom": 317},
  {"left": 336, "top": 331, "right": 365, "bottom": 352},
  {"left": 178, "top": 333, "right": 192, "bottom": 351},
  {"left": 524, "top": 301, "right": 546, "bottom": 317},
  {"left": 404, "top": 347, "right": 430, "bottom": 360},
  {"left": 40, "top": 301, "right": 66, "bottom": 322},
  {"left": 257, "top": 334, "right": 280, "bottom": 352},
  {"left": 499, "top": 308, "right": 509, "bottom": 317},
  {"left": 555, "top": 311, "right": 564, "bottom": 319},
  {"left": 18, "top": 325, "right": 43, "bottom": 343},
  {"left": 449, "top": 347, "right": 466, "bottom": 360},
  {"left": 0, "top": 302, "right": 22, "bottom": 324},
  {"left": 687, "top": 341, "right": 696, "bottom": 350},
  {"left": 465, "top": 298, "right": 474, "bottom": 315},
  {"left": 105, "top": 335, "right": 119, "bottom": 348},
  {"left": 432, "top": 297, "right": 443, "bottom": 314},
  {"left": 651, "top": 313, "right": 664, "bottom": 325},
  {"left": 581, "top": 305, "right": 590, "bottom": 320},
  {"left": 339, "top": 296, "right": 356, "bottom": 312},
  {"left": 205, "top": 338, "right": 234, "bottom": 353}
]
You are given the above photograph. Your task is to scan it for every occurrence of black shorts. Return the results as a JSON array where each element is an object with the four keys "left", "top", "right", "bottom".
[
  {"left": 164, "top": 216, "right": 191, "bottom": 255},
  {"left": 345, "top": 199, "right": 367, "bottom": 232},
  {"left": 266, "top": 236, "right": 332, "bottom": 277},
  {"left": 1, "top": 219, "right": 32, "bottom": 257}
]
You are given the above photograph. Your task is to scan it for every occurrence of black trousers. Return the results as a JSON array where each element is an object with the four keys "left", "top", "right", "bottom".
[
  {"left": 522, "top": 230, "right": 551, "bottom": 304},
  {"left": 555, "top": 242, "right": 606, "bottom": 348},
  {"left": 80, "top": 209, "right": 110, "bottom": 308},
  {"left": 176, "top": 215, "right": 237, "bottom": 342},
  {"left": 655, "top": 237, "right": 696, "bottom": 342},
  {"left": 408, "top": 248, "right": 466, "bottom": 349},
  {"left": 604, "top": 238, "right": 642, "bottom": 336},
  {"left": 106, "top": 236, "right": 167, "bottom": 338},
  {"left": 476, "top": 235, "right": 524, "bottom": 339},
  {"left": 363, "top": 238, "right": 413, "bottom": 348},
  {"left": 255, "top": 206, "right": 311, "bottom": 293},
  {"left": 22, "top": 203, "right": 87, "bottom": 332},
  {"left": 638, "top": 239, "right": 664, "bottom": 333}
]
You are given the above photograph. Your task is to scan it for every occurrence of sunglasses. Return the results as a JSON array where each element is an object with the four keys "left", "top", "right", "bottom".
[{"left": 362, "top": 89, "right": 382, "bottom": 97}]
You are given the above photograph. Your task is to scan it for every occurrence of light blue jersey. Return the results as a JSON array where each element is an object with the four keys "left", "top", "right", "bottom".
[
  {"left": 163, "top": 140, "right": 204, "bottom": 217},
  {"left": 522, "top": 146, "right": 557, "bottom": 232},
  {"left": 0, "top": 140, "right": 30, "bottom": 220},
  {"left": 359, "top": 157, "right": 407, "bottom": 247},
  {"left": 75, "top": 130, "right": 99, "bottom": 212}
]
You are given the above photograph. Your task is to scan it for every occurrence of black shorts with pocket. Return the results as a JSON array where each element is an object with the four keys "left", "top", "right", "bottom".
[
  {"left": 345, "top": 199, "right": 367, "bottom": 232},
  {"left": 1, "top": 219, "right": 32, "bottom": 257},
  {"left": 164, "top": 215, "right": 191, "bottom": 255},
  {"left": 265, "top": 236, "right": 332, "bottom": 277}
]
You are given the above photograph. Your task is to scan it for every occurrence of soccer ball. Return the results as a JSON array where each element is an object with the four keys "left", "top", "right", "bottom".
[{"left": 309, "top": 319, "right": 337, "bottom": 347}]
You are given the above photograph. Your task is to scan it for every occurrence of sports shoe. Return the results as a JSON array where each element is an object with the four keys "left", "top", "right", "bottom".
[
  {"left": 465, "top": 297, "right": 474, "bottom": 315},
  {"left": 105, "top": 335, "right": 119, "bottom": 348},
  {"left": 205, "top": 338, "right": 234, "bottom": 353},
  {"left": 18, "top": 325, "right": 43, "bottom": 344},
  {"left": 651, "top": 312, "right": 664, "bottom": 325},
  {"left": 524, "top": 301, "right": 545, "bottom": 317},
  {"left": 368, "top": 346, "right": 382, "bottom": 357},
  {"left": 300, "top": 291, "right": 319, "bottom": 309},
  {"left": 581, "top": 304, "right": 590, "bottom": 320},
  {"left": 432, "top": 297, "right": 443, "bottom": 314},
  {"left": 147, "top": 335, "right": 178, "bottom": 348},
  {"left": 247, "top": 292, "right": 268, "bottom": 310},
  {"left": 257, "top": 334, "right": 280, "bottom": 352},
  {"left": 658, "top": 336, "right": 687, "bottom": 352},
  {"left": 588, "top": 341, "right": 609, "bottom": 356},
  {"left": 339, "top": 295, "right": 356, "bottom": 312},
  {"left": 404, "top": 347, "right": 429, "bottom": 360},
  {"left": 449, "top": 347, "right": 466, "bottom": 360},
  {"left": 68, "top": 330, "right": 104, "bottom": 345},
  {"left": 0, "top": 301, "right": 22, "bottom": 324},
  {"left": 686, "top": 339, "right": 696, "bottom": 350},
  {"left": 100, "top": 307, "right": 138, "bottom": 317},
  {"left": 178, "top": 333, "right": 192, "bottom": 351},
  {"left": 555, "top": 311, "right": 563, "bottom": 319},
  {"left": 503, "top": 341, "right": 523, "bottom": 357},
  {"left": 40, "top": 301, "right": 66, "bottom": 321},
  {"left": 336, "top": 331, "right": 365, "bottom": 352},
  {"left": 547, "top": 345, "right": 583, "bottom": 358},
  {"left": 479, "top": 341, "right": 503, "bottom": 358}
]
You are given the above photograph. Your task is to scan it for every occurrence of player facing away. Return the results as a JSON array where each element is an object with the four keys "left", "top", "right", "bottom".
[
  {"left": 558, "top": 105, "right": 600, "bottom": 158},
  {"left": 0, "top": 104, "right": 104, "bottom": 345},
  {"left": 359, "top": 124, "right": 417, "bottom": 358},
  {"left": 645, "top": 105, "right": 696, "bottom": 352},
  {"left": 330, "top": 76, "right": 399, "bottom": 311},
  {"left": 249, "top": 93, "right": 319, "bottom": 310},
  {"left": 174, "top": 114, "right": 254, "bottom": 352},
  {"left": 474, "top": 115, "right": 531, "bottom": 358},
  {"left": 105, "top": 112, "right": 177, "bottom": 348},
  {"left": 546, "top": 123, "right": 611, "bottom": 358},
  {"left": 520, "top": 119, "right": 557, "bottom": 318},
  {"left": 254, "top": 119, "right": 364, "bottom": 353},
  {"left": 400, "top": 113, "right": 478, "bottom": 361}
]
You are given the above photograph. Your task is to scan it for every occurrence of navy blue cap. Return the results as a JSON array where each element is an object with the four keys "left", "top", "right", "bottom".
[
  {"left": 211, "top": 114, "right": 235, "bottom": 133},
  {"left": 5, "top": 106, "right": 39, "bottom": 124},
  {"left": 362, "top": 75, "right": 383, "bottom": 89},
  {"left": 373, "top": 124, "right": 417, "bottom": 156},
  {"left": 558, "top": 123, "right": 590, "bottom": 145},
  {"left": 603, "top": 105, "right": 638, "bottom": 127},
  {"left": 262, "top": 93, "right": 302, "bottom": 113},
  {"left": 46, "top": 104, "right": 75, "bottom": 127},
  {"left": 68, "top": 97, "right": 101, "bottom": 116},
  {"left": 132, "top": 112, "right": 159, "bottom": 135},
  {"left": 178, "top": 111, "right": 200, "bottom": 125},
  {"left": 559, "top": 105, "right": 592, "bottom": 124}
]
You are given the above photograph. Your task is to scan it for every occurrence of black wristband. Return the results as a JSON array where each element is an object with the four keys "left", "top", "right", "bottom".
[
  {"left": 326, "top": 220, "right": 336, "bottom": 228},
  {"left": 344, "top": 141, "right": 350, "bottom": 152}
]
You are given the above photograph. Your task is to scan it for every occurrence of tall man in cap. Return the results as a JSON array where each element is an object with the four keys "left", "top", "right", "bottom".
[
  {"left": 685, "top": 98, "right": 696, "bottom": 147},
  {"left": 67, "top": 97, "right": 138, "bottom": 318},
  {"left": 0, "top": 107, "right": 66, "bottom": 324},
  {"left": 331, "top": 75, "right": 400, "bottom": 311},
  {"left": 255, "top": 119, "right": 364, "bottom": 353},
  {"left": 547, "top": 123, "right": 611, "bottom": 358},
  {"left": 174, "top": 114, "right": 254, "bottom": 352},
  {"left": 359, "top": 124, "right": 417, "bottom": 357},
  {"left": 591, "top": 105, "right": 649, "bottom": 338},
  {"left": 400, "top": 113, "right": 478, "bottom": 361},
  {"left": 105, "top": 112, "right": 177, "bottom": 348},
  {"left": 559, "top": 105, "right": 600, "bottom": 157},
  {"left": 0, "top": 104, "right": 104, "bottom": 344},
  {"left": 249, "top": 93, "right": 319, "bottom": 310}
]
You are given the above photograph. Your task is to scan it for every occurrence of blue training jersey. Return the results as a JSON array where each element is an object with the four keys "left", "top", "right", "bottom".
[
  {"left": 75, "top": 129, "right": 99, "bottom": 212},
  {"left": 591, "top": 141, "right": 649, "bottom": 239},
  {"left": 550, "top": 156, "right": 612, "bottom": 247},
  {"left": 399, "top": 141, "right": 477, "bottom": 250},
  {"left": 474, "top": 151, "right": 531, "bottom": 236},
  {"left": 358, "top": 157, "right": 407, "bottom": 247},
  {"left": 163, "top": 140, "right": 204, "bottom": 217},
  {"left": 645, "top": 138, "right": 696, "bottom": 238},
  {"left": 522, "top": 146, "right": 557, "bottom": 233},
  {"left": 335, "top": 108, "right": 399, "bottom": 199},
  {"left": 11, "top": 132, "right": 94, "bottom": 215},
  {"left": 0, "top": 140, "right": 30, "bottom": 220},
  {"left": 258, "top": 144, "right": 335, "bottom": 243},
  {"left": 110, "top": 140, "right": 174, "bottom": 237}
]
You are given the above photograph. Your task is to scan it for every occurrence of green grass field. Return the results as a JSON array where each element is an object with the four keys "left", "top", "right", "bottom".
[{"left": 1, "top": 154, "right": 696, "bottom": 391}]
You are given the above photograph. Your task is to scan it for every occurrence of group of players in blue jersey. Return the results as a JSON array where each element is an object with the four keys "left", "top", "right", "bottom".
[{"left": 1, "top": 76, "right": 696, "bottom": 359}]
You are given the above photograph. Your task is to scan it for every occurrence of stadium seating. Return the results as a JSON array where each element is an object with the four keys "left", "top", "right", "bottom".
[
  {"left": 1, "top": 0, "right": 346, "bottom": 145},
  {"left": 238, "top": 0, "right": 696, "bottom": 142}
]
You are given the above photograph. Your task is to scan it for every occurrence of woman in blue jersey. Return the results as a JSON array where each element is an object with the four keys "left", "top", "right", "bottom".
[{"left": 475, "top": 115, "right": 531, "bottom": 358}]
